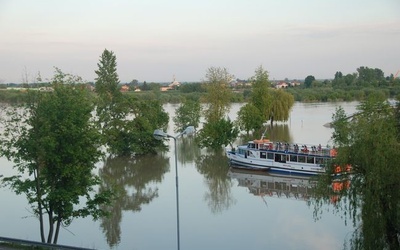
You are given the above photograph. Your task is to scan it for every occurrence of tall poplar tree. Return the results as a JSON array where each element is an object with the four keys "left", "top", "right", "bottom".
[
  {"left": 94, "top": 49, "right": 168, "bottom": 156},
  {"left": 197, "top": 67, "right": 238, "bottom": 149},
  {"left": 249, "top": 65, "right": 273, "bottom": 122},
  {"left": 202, "top": 67, "right": 233, "bottom": 122}
]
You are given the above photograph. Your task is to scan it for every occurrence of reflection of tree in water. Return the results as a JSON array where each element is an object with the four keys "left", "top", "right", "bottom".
[
  {"left": 98, "top": 154, "right": 169, "bottom": 247},
  {"left": 234, "top": 124, "right": 293, "bottom": 146},
  {"left": 176, "top": 136, "right": 201, "bottom": 165},
  {"left": 195, "top": 149, "right": 235, "bottom": 214},
  {"left": 267, "top": 124, "right": 292, "bottom": 143}
]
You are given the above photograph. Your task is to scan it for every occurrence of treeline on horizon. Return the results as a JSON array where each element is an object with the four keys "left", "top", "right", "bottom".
[{"left": 1, "top": 66, "right": 399, "bottom": 104}]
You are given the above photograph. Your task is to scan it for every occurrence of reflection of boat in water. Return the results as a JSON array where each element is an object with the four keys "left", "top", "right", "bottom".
[
  {"left": 228, "top": 168, "right": 317, "bottom": 201},
  {"left": 226, "top": 136, "right": 337, "bottom": 175}
]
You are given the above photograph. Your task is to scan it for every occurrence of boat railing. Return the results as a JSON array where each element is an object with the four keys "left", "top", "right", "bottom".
[{"left": 251, "top": 141, "right": 335, "bottom": 157}]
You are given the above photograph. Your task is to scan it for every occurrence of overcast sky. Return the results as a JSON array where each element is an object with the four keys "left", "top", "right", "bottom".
[{"left": 1, "top": 0, "right": 399, "bottom": 83}]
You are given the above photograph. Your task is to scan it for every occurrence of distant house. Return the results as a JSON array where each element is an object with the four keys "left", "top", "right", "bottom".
[
  {"left": 275, "top": 82, "right": 288, "bottom": 89},
  {"left": 120, "top": 85, "right": 129, "bottom": 92},
  {"left": 161, "top": 75, "right": 180, "bottom": 91},
  {"left": 290, "top": 81, "right": 301, "bottom": 87}
]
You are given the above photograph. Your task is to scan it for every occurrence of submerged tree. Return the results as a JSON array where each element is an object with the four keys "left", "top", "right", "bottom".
[
  {"left": 238, "top": 66, "right": 294, "bottom": 134},
  {"left": 197, "top": 67, "right": 238, "bottom": 149},
  {"left": 249, "top": 65, "right": 272, "bottom": 122},
  {"left": 94, "top": 49, "right": 168, "bottom": 156},
  {"left": 314, "top": 95, "right": 400, "bottom": 250},
  {"left": 202, "top": 66, "right": 233, "bottom": 122},
  {"left": 0, "top": 70, "right": 113, "bottom": 244},
  {"left": 269, "top": 89, "right": 295, "bottom": 125},
  {"left": 173, "top": 98, "right": 201, "bottom": 133},
  {"left": 235, "top": 103, "right": 263, "bottom": 135},
  {"left": 197, "top": 117, "right": 239, "bottom": 150}
]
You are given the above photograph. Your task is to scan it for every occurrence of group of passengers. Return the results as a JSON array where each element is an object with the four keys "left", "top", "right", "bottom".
[{"left": 274, "top": 142, "right": 322, "bottom": 153}]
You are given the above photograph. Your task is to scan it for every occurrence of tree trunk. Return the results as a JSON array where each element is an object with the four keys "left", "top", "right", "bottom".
[
  {"left": 34, "top": 169, "right": 46, "bottom": 243},
  {"left": 47, "top": 208, "right": 54, "bottom": 243},
  {"left": 54, "top": 218, "right": 62, "bottom": 244}
]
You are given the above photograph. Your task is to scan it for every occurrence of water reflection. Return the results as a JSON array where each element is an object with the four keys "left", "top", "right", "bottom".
[
  {"left": 176, "top": 136, "right": 201, "bottom": 165},
  {"left": 98, "top": 154, "right": 169, "bottom": 247},
  {"left": 235, "top": 124, "right": 294, "bottom": 146},
  {"left": 228, "top": 168, "right": 316, "bottom": 202},
  {"left": 195, "top": 149, "right": 236, "bottom": 213}
]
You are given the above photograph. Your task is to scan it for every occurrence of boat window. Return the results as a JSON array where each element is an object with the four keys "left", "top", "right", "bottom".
[
  {"left": 307, "top": 156, "right": 314, "bottom": 164},
  {"left": 267, "top": 153, "right": 274, "bottom": 159},
  {"left": 298, "top": 156, "right": 306, "bottom": 163},
  {"left": 289, "top": 155, "right": 297, "bottom": 162},
  {"left": 315, "top": 157, "right": 324, "bottom": 164},
  {"left": 260, "top": 152, "right": 266, "bottom": 159}
]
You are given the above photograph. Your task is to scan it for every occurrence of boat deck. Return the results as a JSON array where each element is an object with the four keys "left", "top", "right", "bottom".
[{"left": 245, "top": 140, "right": 336, "bottom": 157}]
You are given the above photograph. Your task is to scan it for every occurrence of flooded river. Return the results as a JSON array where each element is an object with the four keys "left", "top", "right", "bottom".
[{"left": 0, "top": 101, "right": 358, "bottom": 250}]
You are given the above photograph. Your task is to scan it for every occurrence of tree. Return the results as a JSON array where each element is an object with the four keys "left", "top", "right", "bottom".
[
  {"left": 334, "top": 71, "right": 343, "bottom": 79},
  {"left": 129, "top": 99, "right": 169, "bottom": 155},
  {"left": 197, "top": 118, "right": 239, "bottom": 150},
  {"left": 202, "top": 67, "right": 233, "bottom": 122},
  {"left": 0, "top": 70, "right": 113, "bottom": 244},
  {"left": 173, "top": 99, "right": 201, "bottom": 133},
  {"left": 129, "top": 79, "right": 139, "bottom": 91},
  {"left": 197, "top": 67, "right": 237, "bottom": 149},
  {"left": 269, "top": 89, "right": 295, "bottom": 124},
  {"left": 95, "top": 49, "right": 120, "bottom": 100},
  {"left": 94, "top": 49, "right": 168, "bottom": 156},
  {"left": 304, "top": 75, "right": 315, "bottom": 88},
  {"left": 249, "top": 65, "right": 272, "bottom": 122},
  {"left": 95, "top": 49, "right": 128, "bottom": 155},
  {"left": 238, "top": 66, "right": 294, "bottom": 132},
  {"left": 236, "top": 103, "right": 263, "bottom": 135},
  {"left": 315, "top": 95, "right": 400, "bottom": 249}
]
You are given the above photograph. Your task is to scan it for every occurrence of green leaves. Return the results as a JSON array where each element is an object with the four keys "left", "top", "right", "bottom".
[
  {"left": 318, "top": 97, "right": 400, "bottom": 249},
  {"left": 236, "top": 103, "right": 263, "bottom": 134},
  {"left": 94, "top": 49, "right": 169, "bottom": 156},
  {"left": 197, "top": 118, "right": 239, "bottom": 150},
  {"left": 197, "top": 67, "right": 236, "bottom": 150},
  {"left": 0, "top": 71, "right": 113, "bottom": 244},
  {"left": 173, "top": 99, "right": 201, "bottom": 133}
]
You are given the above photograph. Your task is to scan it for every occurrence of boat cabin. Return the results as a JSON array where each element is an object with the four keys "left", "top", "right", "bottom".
[{"left": 241, "top": 139, "right": 336, "bottom": 166}]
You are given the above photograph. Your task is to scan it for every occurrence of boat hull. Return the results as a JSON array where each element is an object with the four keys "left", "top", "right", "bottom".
[{"left": 226, "top": 150, "right": 326, "bottom": 175}]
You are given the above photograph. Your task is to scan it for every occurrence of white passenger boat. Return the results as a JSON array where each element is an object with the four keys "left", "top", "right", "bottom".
[{"left": 226, "top": 136, "right": 337, "bottom": 175}]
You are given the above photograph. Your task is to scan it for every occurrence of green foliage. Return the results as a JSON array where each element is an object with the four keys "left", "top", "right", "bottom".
[
  {"left": 0, "top": 74, "right": 113, "bottom": 244},
  {"left": 196, "top": 118, "right": 239, "bottom": 150},
  {"left": 315, "top": 96, "right": 400, "bottom": 249},
  {"left": 269, "top": 89, "right": 295, "bottom": 124},
  {"left": 95, "top": 49, "right": 120, "bottom": 99},
  {"left": 236, "top": 103, "right": 263, "bottom": 135},
  {"left": 304, "top": 75, "right": 315, "bottom": 88},
  {"left": 129, "top": 99, "right": 169, "bottom": 155},
  {"left": 173, "top": 99, "right": 201, "bottom": 133},
  {"left": 202, "top": 67, "right": 233, "bottom": 122},
  {"left": 94, "top": 49, "right": 168, "bottom": 156},
  {"left": 179, "top": 82, "right": 205, "bottom": 93},
  {"left": 197, "top": 67, "right": 236, "bottom": 149},
  {"left": 249, "top": 65, "right": 272, "bottom": 122}
]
